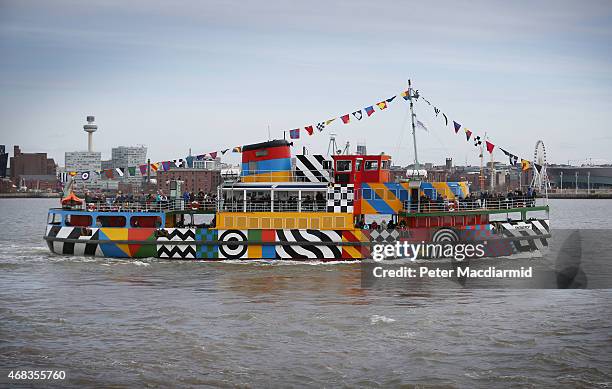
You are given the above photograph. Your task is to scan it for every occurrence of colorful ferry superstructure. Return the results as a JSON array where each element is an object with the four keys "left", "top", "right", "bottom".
[{"left": 45, "top": 139, "right": 550, "bottom": 260}]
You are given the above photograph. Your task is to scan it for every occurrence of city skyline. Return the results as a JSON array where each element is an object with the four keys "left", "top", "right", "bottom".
[{"left": 1, "top": 1, "right": 611, "bottom": 166}]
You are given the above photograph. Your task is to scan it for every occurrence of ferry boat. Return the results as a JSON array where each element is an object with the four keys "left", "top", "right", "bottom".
[{"left": 45, "top": 137, "right": 550, "bottom": 260}]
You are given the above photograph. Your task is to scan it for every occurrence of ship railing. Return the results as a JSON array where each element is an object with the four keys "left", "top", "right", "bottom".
[
  {"left": 402, "top": 197, "right": 538, "bottom": 213},
  {"left": 219, "top": 200, "right": 328, "bottom": 213}
]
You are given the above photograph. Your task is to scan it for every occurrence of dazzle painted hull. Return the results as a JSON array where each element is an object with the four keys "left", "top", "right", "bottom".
[{"left": 44, "top": 220, "right": 550, "bottom": 260}]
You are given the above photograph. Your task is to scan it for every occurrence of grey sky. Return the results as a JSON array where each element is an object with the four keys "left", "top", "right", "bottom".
[{"left": 1, "top": 0, "right": 611, "bottom": 167}]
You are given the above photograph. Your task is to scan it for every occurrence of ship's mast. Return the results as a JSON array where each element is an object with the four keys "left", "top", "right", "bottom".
[
  {"left": 408, "top": 79, "right": 419, "bottom": 173},
  {"left": 479, "top": 132, "right": 485, "bottom": 192}
]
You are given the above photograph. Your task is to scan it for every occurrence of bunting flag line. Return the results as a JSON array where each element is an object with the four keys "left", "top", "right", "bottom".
[
  {"left": 521, "top": 159, "right": 531, "bottom": 171},
  {"left": 81, "top": 171, "right": 90, "bottom": 181},
  {"left": 376, "top": 101, "right": 388, "bottom": 110},
  {"left": 453, "top": 121, "right": 461, "bottom": 134},
  {"left": 417, "top": 90, "right": 539, "bottom": 173},
  {"left": 61, "top": 86, "right": 426, "bottom": 180}
]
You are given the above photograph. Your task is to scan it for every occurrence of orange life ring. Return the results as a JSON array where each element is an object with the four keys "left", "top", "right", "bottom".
[
  {"left": 191, "top": 201, "right": 200, "bottom": 210},
  {"left": 448, "top": 202, "right": 456, "bottom": 212},
  {"left": 87, "top": 203, "right": 96, "bottom": 212}
]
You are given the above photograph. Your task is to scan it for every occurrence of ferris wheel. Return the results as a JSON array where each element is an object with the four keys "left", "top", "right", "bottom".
[{"left": 531, "top": 140, "right": 550, "bottom": 191}]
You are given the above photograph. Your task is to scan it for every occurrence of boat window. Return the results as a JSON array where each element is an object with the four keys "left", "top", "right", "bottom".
[
  {"left": 365, "top": 160, "right": 379, "bottom": 170},
  {"left": 322, "top": 160, "right": 333, "bottom": 170},
  {"left": 274, "top": 191, "right": 299, "bottom": 212},
  {"left": 96, "top": 215, "right": 126, "bottom": 228},
  {"left": 64, "top": 214, "right": 92, "bottom": 227},
  {"left": 193, "top": 214, "right": 214, "bottom": 228},
  {"left": 362, "top": 188, "right": 372, "bottom": 200},
  {"left": 223, "top": 190, "right": 243, "bottom": 202},
  {"left": 355, "top": 159, "right": 363, "bottom": 171},
  {"left": 130, "top": 216, "right": 162, "bottom": 228},
  {"left": 48, "top": 213, "right": 62, "bottom": 225},
  {"left": 336, "top": 160, "right": 352, "bottom": 172},
  {"left": 381, "top": 160, "right": 390, "bottom": 170}
]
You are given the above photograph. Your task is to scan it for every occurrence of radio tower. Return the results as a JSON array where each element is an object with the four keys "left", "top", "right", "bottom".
[{"left": 83, "top": 116, "right": 97, "bottom": 152}]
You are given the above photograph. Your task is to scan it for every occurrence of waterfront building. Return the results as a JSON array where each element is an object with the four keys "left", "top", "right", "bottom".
[
  {"left": 156, "top": 168, "right": 221, "bottom": 194},
  {"left": 9, "top": 145, "right": 56, "bottom": 183},
  {"left": 0, "top": 145, "right": 8, "bottom": 178}
]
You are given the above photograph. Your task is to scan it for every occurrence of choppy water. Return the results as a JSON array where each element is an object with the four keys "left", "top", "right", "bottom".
[{"left": 1, "top": 198, "right": 611, "bottom": 388}]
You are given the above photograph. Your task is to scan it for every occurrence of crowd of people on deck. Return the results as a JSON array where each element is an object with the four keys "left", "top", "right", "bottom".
[
  {"left": 222, "top": 191, "right": 327, "bottom": 211},
  {"left": 408, "top": 188, "right": 537, "bottom": 212},
  {"left": 81, "top": 189, "right": 218, "bottom": 211}
]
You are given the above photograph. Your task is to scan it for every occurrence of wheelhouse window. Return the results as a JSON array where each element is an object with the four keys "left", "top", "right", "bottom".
[
  {"left": 364, "top": 160, "right": 379, "bottom": 170},
  {"left": 96, "top": 215, "right": 126, "bottom": 228},
  {"left": 47, "top": 213, "right": 62, "bottom": 225},
  {"left": 381, "top": 160, "right": 390, "bottom": 170},
  {"left": 65, "top": 214, "right": 92, "bottom": 227},
  {"left": 355, "top": 159, "right": 363, "bottom": 171},
  {"left": 130, "top": 216, "right": 161, "bottom": 228},
  {"left": 336, "top": 160, "right": 352, "bottom": 172}
]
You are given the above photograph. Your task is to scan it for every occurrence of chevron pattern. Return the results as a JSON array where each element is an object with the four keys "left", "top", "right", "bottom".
[
  {"left": 157, "top": 244, "right": 197, "bottom": 259},
  {"left": 158, "top": 228, "right": 196, "bottom": 241}
]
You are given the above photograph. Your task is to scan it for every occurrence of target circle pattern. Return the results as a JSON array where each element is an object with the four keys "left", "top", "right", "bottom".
[
  {"left": 219, "top": 230, "right": 248, "bottom": 259},
  {"left": 432, "top": 228, "right": 459, "bottom": 243}
]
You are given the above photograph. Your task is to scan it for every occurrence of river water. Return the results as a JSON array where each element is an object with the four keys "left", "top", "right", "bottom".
[{"left": 1, "top": 198, "right": 611, "bottom": 387}]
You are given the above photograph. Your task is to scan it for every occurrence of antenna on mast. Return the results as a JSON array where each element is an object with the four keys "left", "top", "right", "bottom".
[{"left": 327, "top": 133, "right": 338, "bottom": 156}]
